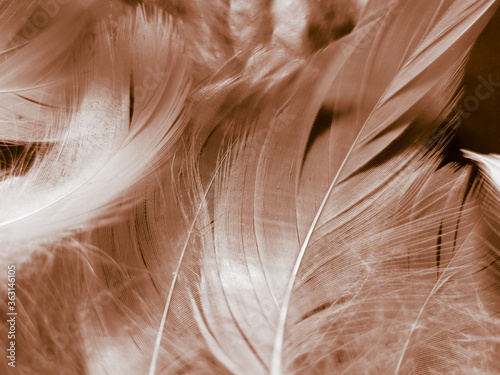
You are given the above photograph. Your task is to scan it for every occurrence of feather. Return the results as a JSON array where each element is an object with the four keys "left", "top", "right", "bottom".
[
  {"left": 176, "top": 1, "right": 500, "bottom": 374},
  {"left": 0, "top": 6, "right": 190, "bottom": 247},
  {"left": 3, "top": 1, "right": 500, "bottom": 374}
]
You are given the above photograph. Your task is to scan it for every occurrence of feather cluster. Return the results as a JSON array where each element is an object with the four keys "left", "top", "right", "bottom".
[{"left": 1, "top": 0, "right": 500, "bottom": 374}]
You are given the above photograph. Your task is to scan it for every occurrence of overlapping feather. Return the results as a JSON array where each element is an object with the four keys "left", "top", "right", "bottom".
[{"left": 2, "top": 1, "right": 500, "bottom": 374}]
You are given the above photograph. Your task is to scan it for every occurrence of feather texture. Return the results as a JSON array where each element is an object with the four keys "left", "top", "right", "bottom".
[{"left": 2, "top": 1, "right": 500, "bottom": 374}]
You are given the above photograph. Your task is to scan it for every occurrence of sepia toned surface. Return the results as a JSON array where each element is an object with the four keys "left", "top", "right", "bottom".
[{"left": 1, "top": 1, "right": 500, "bottom": 374}]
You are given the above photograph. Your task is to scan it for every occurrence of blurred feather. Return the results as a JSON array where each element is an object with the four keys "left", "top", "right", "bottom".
[{"left": 0, "top": 5, "right": 190, "bottom": 247}]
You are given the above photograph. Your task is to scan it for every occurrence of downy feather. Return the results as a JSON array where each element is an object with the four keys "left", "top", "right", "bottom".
[{"left": 2, "top": 1, "right": 500, "bottom": 374}]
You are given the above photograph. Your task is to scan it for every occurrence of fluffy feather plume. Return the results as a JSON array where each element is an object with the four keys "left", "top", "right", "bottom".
[{"left": 1, "top": 1, "right": 500, "bottom": 374}]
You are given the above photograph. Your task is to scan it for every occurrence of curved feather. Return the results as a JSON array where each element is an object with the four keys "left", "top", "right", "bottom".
[
  {"left": 0, "top": 7, "right": 190, "bottom": 247},
  {"left": 174, "top": 0, "right": 500, "bottom": 373}
]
